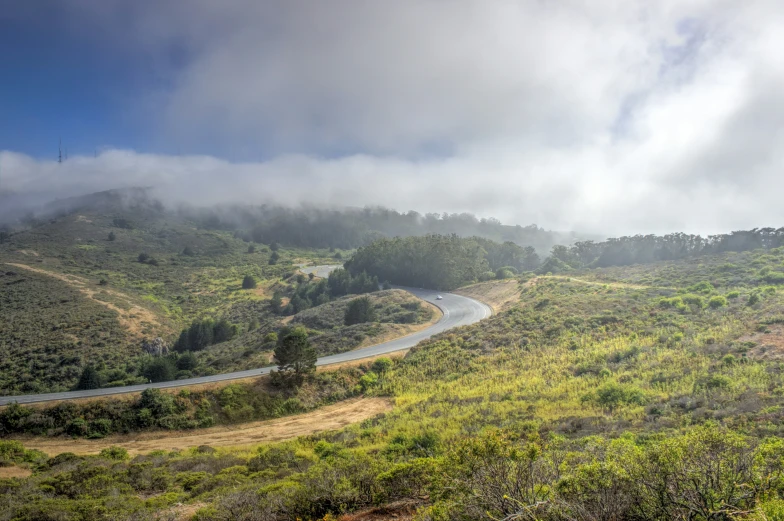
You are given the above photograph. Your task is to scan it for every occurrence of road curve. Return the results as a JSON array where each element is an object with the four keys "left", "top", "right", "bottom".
[{"left": 0, "top": 275, "right": 491, "bottom": 405}]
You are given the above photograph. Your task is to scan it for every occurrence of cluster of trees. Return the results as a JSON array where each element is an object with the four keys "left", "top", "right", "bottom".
[
  {"left": 182, "top": 204, "right": 573, "bottom": 253},
  {"left": 173, "top": 318, "right": 237, "bottom": 352},
  {"left": 270, "top": 269, "right": 380, "bottom": 316},
  {"left": 346, "top": 234, "right": 492, "bottom": 290},
  {"left": 549, "top": 228, "right": 784, "bottom": 269}
]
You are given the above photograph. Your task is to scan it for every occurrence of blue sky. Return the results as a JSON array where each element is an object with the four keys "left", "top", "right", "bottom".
[{"left": 2, "top": 1, "right": 784, "bottom": 235}]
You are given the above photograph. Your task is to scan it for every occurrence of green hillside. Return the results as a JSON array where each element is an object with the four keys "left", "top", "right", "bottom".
[{"left": 2, "top": 243, "right": 784, "bottom": 520}]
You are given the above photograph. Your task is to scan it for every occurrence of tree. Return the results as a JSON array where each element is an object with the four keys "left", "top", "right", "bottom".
[
  {"left": 182, "top": 246, "right": 195, "bottom": 256},
  {"left": 270, "top": 241, "right": 280, "bottom": 251},
  {"left": 269, "top": 251, "right": 280, "bottom": 265},
  {"left": 143, "top": 357, "right": 176, "bottom": 383},
  {"left": 242, "top": 275, "right": 257, "bottom": 289},
  {"left": 308, "top": 272, "right": 315, "bottom": 280},
  {"left": 213, "top": 319, "right": 237, "bottom": 343},
  {"left": 107, "top": 231, "right": 116, "bottom": 242},
  {"left": 76, "top": 366, "right": 101, "bottom": 390},
  {"left": 345, "top": 296, "right": 377, "bottom": 326},
  {"left": 247, "top": 244, "right": 256, "bottom": 253},
  {"left": 273, "top": 327, "right": 317, "bottom": 379},
  {"left": 270, "top": 291, "right": 284, "bottom": 314},
  {"left": 176, "top": 351, "right": 199, "bottom": 371},
  {"left": 137, "top": 252, "right": 149, "bottom": 263}
]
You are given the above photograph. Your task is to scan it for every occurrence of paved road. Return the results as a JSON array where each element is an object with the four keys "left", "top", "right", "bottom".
[
  {"left": 299, "top": 264, "right": 342, "bottom": 278},
  {"left": 0, "top": 270, "right": 491, "bottom": 405}
]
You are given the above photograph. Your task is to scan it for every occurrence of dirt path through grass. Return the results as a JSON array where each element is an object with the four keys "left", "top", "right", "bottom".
[
  {"left": 5, "top": 262, "right": 162, "bottom": 338},
  {"left": 16, "top": 397, "right": 392, "bottom": 456}
]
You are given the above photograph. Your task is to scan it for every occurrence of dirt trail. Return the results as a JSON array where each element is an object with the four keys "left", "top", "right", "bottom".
[
  {"left": 5, "top": 263, "right": 161, "bottom": 338},
  {"left": 530, "top": 275, "right": 657, "bottom": 290},
  {"left": 16, "top": 397, "right": 392, "bottom": 456}
]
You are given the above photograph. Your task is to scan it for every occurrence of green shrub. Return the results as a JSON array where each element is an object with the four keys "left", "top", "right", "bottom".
[
  {"left": 708, "top": 295, "right": 727, "bottom": 308},
  {"left": 99, "top": 446, "right": 129, "bottom": 461}
]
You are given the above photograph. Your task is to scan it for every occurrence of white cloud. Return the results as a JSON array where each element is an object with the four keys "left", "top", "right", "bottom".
[{"left": 3, "top": 0, "right": 784, "bottom": 235}]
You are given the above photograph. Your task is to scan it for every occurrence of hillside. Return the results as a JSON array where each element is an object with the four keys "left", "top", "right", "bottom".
[
  {"left": 0, "top": 193, "right": 405, "bottom": 395},
  {"left": 2, "top": 245, "right": 784, "bottom": 520}
]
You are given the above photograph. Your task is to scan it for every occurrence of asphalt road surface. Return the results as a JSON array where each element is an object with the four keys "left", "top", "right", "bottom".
[{"left": 0, "top": 270, "right": 491, "bottom": 405}]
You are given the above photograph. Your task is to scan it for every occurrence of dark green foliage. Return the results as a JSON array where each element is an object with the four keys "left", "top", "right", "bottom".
[
  {"left": 269, "top": 251, "right": 280, "bottom": 265},
  {"left": 347, "top": 234, "right": 491, "bottom": 290},
  {"left": 137, "top": 252, "right": 149, "bottom": 263},
  {"left": 107, "top": 231, "right": 116, "bottom": 241},
  {"left": 0, "top": 231, "right": 9, "bottom": 244},
  {"left": 241, "top": 275, "right": 256, "bottom": 289},
  {"left": 326, "top": 268, "right": 378, "bottom": 297},
  {"left": 273, "top": 327, "right": 317, "bottom": 378},
  {"left": 344, "top": 296, "right": 377, "bottom": 326},
  {"left": 182, "top": 246, "right": 195, "bottom": 256},
  {"left": 176, "top": 351, "right": 198, "bottom": 371},
  {"left": 75, "top": 366, "right": 101, "bottom": 390},
  {"left": 174, "top": 319, "right": 237, "bottom": 352},
  {"left": 269, "top": 241, "right": 280, "bottom": 251},
  {"left": 112, "top": 217, "right": 133, "bottom": 229},
  {"left": 247, "top": 244, "right": 255, "bottom": 253},
  {"left": 142, "top": 357, "right": 176, "bottom": 383}
]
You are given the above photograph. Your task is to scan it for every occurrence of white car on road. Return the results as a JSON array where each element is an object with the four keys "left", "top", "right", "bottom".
[{"left": 436, "top": 295, "right": 443, "bottom": 300}]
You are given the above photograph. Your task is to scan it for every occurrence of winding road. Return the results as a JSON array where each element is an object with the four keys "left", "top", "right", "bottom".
[{"left": 0, "top": 268, "right": 491, "bottom": 405}]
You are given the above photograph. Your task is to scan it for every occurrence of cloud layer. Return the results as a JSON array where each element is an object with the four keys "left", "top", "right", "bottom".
[{"left": 3, "top": 1, "right": 784, "bottom": 235}]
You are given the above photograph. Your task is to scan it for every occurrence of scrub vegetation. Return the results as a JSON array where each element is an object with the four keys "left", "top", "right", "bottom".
[{"left": 2, "top": 238, "right": 784, "bottom": 520}]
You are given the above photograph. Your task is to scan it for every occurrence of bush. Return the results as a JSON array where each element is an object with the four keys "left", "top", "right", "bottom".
[
  {"left": 345, "top": 296, "right": 377, "bottom": 326},
  {"left": 727, "top": 291, "right": 740, "bottom": 299},
  {"left": 708, "top": 295, "right": 727, "bottom": 309},
  {"left": 107, "top": 231, "right": 116, "bottom": 241},
  {"left": 242, "top": 275, "right": 257, "bottom": 289},
  {"left": 371, "top": 358, "right": 393, "bottom": 373}
]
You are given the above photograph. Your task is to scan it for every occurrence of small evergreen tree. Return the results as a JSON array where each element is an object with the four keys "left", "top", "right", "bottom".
[
  {"left": 76, "top": 366, "right": 101, "bottom": 390},
  {"left": 270, "top": 241, "right": 280, "bottom": 251},
  {"left": 242, "top": 275, "right": 257, "bottom": 289},
  {"left": 269, "top": 251, "right": 280, "bottom": 265},
  {"left": 248, "top": 245, "right": 256, "bottom": 253},
  {"left": 107, "top": 231, "right": 116, "bottom": 241},
  {"left": 182, "top": 246, "right": 195, "bottom": 256},
  {"left": 345, "top": 296, "right": 378, "bottom": 325},
  {"left": 273, "top": 327, "right": 317, "bottom": 379},
  {"left": 137, "top": 252, "right": 149, "bottom": 263}
]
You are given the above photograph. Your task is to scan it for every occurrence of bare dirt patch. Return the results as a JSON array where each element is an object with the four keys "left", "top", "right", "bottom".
[
  {"left": 0, "top": 466, "right": 32, "bottom": 479},
  {"left": 16, "top": 397, "right": 392, "bottom": 456},
  {"left": 5, "top": 263, "right": 162, "bottom": 338},
  {"left": 456, "top": 279, "right": 521, "bottom": 312},
  {"left": 338, "top": 500, "right": 423, "bottom": 521},
  {"left": 743, "top": 326, "right": 784, "bottom": 361},
  {"left": 15, "top": 249, "right": 39, "bottom": 257}
]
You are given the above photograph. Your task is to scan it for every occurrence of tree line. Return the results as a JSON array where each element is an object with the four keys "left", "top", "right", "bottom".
[
  {"left": 180, "top": 204, "right": 574, "bottom": 253},
  {"left": 547, "top": 227, "right": 784, "bottom": 269},
  {"left": 343, "top": 234, "right": 542, "bottom": 290}
]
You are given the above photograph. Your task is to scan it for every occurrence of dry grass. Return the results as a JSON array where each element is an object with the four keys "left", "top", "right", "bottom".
[
  {"left": 5, "top": 262, "right": 163, "bottom": 338},
  {"left": 744, "top": 326, "right": 784, "bottom": 361},
  {"left": 455, "top": 279, "right": 521, "bottom": 312},
  {"left": 0, "top": 466, "right": 32, "bottom": 479},
  {"left": 16, "top": 397, "right": 392, "bottom": 456}
]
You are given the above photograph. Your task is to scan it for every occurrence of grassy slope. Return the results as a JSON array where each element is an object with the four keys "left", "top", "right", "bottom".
[
  {"left": 0, "top": 204, "right": 336, "bottom": 394},
  {"left": 3, "top": 248, "right": 784, "bottom": 520}
]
